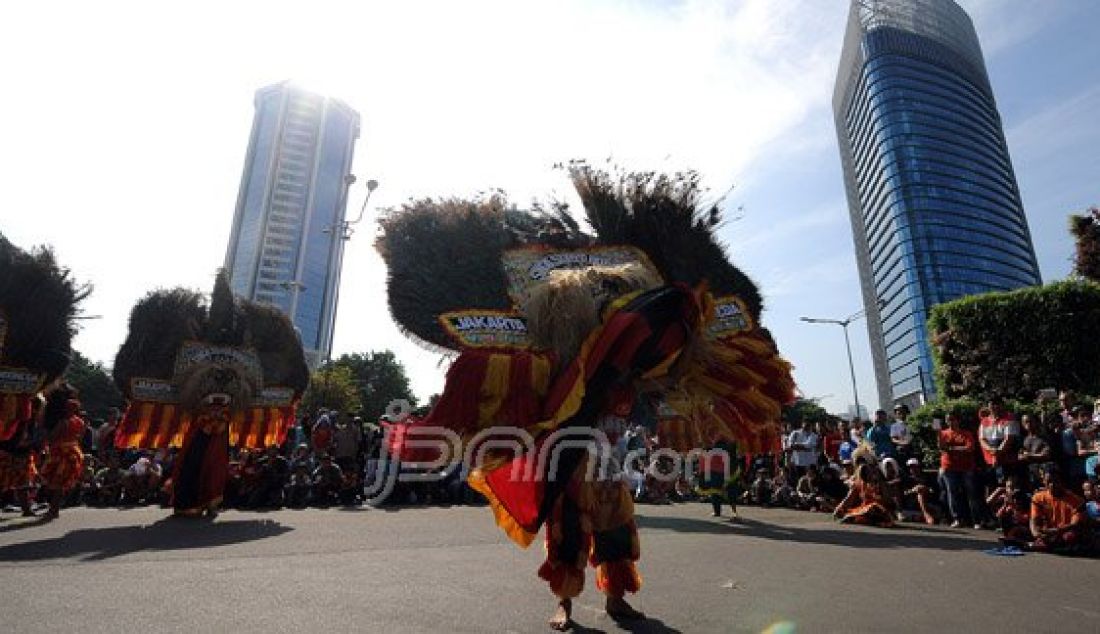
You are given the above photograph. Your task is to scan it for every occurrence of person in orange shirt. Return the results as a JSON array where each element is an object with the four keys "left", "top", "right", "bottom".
[
  {"left": 39, "top": 385, "right": 86, "bottom": 520},
  {"left": 938, "top": 413, "right": 984, "bottom": 528},
  {"left": 1029, "top": 468, "right": 1089, "bottom": 555}
]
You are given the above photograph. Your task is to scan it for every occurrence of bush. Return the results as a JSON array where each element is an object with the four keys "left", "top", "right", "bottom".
[{"left": 928, "top": 280, "right": 1100, "bottom": 401}]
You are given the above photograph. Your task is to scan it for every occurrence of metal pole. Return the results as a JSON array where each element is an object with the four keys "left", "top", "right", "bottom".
[{"left": 842, "top": 322, "right": 861, "bottom": 420}]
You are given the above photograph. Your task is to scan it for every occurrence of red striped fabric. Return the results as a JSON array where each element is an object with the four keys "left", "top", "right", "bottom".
[{"left": 116, "top": 401, "right": 295, "bottom": 449}]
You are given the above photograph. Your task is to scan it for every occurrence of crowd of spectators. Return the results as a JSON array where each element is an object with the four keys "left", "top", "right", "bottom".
[
  {"left": 5, "top": 392, "right": 1099, "bottom": 558},
  {"left": 732, "top": 391, "right": 1100, "bottom": 556}
]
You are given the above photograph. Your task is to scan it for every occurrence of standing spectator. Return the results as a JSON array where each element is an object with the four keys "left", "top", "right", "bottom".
[
  {"left": 849, "top": 418, "right": 865, "bottom": 446},
  {"left": 332, "top": 412, "right": 362, "bottom": 475},
  {"left": 821, "top": 421, "right": 842, "bottom": 465},
  {"left": 1058, "top": 390, "right": 1077, "bottom": 425},
  {"left": 865, "top": 410, "right": 894, "bottom": 459},
  {"left": 1029, "top": 469, "right": 1089, "bottom": 555},
  {"left": 979, "top": 397, "right": 1021, "bottom": 484},
  {"left": 311, "top": 409, "right": 334, "bottom": 455},
  {"left": 890, "top": 405, "right": 912, "bottom": 460},
  {"left": 787, "top": 419, "right": 820, "bottom": 479},
  {"left": 1019, "top": 414, "right": 1054, "bottom": 490},
  {"left": 1072, "top": 405, "right": 1098, "bottom": 484},
  {"left": 938, "top": 412, "right": 984, "bottom": 529},
  {"left": 96, "top": 407, "right": 121, "bottom": 461}
]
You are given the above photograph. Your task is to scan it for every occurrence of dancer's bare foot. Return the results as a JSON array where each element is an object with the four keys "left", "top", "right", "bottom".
[
  {"left": 606, "top": 596, "right": 645, "bottom": 621},
  {"left": 923, "top": 514, "right": 936, "bottom": 526},
  {"left": 549, "top": 598, "right": 572, "bottom": 630}
]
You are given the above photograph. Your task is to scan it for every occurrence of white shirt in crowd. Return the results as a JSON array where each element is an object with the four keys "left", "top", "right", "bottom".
[
  {"left": 890, "top": 420, "right": 911, "bottom": 445},
  {"left": 787, "top": 429, "right": 819, "bottom": 467}
]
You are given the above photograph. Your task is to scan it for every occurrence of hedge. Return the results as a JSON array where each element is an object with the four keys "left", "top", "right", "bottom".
[{"left": 928, "top": 280, "right": 1100, "bottom": 401}]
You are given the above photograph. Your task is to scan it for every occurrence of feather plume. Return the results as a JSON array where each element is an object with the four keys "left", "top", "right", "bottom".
[{"left": 0, "top": 232, "right": 90, "bottom": 383}]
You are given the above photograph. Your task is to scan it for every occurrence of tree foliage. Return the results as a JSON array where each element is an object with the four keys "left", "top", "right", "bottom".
[
  {"left": 928, "top": 280, "right": 1100, "bottom": 401},
  {"left": 1070, "top": 207, "right": 1100, "bottom": 283},
  {"left": 300, "top": 365, "right": 361, "bottom": 416},
  {"left": 330, "top": 350, "right": 417, "bottom": 421},
  {"left": 65, "top": 350, "right": 123, "bottom": 421},
  {"left": 782, "top": 398, "right": 828, "bottom": 425}
]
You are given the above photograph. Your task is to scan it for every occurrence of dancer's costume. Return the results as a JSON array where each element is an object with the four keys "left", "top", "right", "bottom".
[
  {"left": 376, "top": 166, "right": 796, "bottom": 600},
  {"left": 112, "top": 273, "right": 309, "bottom": 516},
  {"left": 40, "top": 388, "right": 86, "bottom": 495},
  {"left": 0, "top": 233, "right": 85, "bottom": 496}
]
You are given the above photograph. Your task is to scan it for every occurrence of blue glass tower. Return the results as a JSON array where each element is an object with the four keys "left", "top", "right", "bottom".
[
  {"left": 224, "top": 82, "right": 360, "bottom": 368},
  {"left": 833, "top": 0, "right": 1041, "bottom": 409}
]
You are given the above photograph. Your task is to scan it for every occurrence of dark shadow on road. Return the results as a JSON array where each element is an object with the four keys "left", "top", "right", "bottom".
[
  {"left": 565, "top": 617, "right": 683, "bottom": 634},
  {"left": 637, "top": 513, "right": 993, "bottom": 552},
  {"left": 733, "top": 517, "right": 990, "bottom": 551},
  {"left": 0, "top": 515, "right": 53, "bottom": 534},
  {"left": 635, "top": 514, "right": 740, "bottom": 535},
  {"left": 0, "top": 517, "right": 292, "bottom": 562}
]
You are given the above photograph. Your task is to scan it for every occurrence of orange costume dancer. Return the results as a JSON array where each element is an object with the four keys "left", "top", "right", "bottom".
[
  {"left": 40, "top": 387, "right": 86, "bottom": 518},
  {"left": 111, "top": 272, "right": 308, "bottom": 518},
  {"left": 0, "top": 414, "right": 41, "bottom": 516},
  {"left": 1, "top": 231, "right": 88, "bottom": 518},
  {"left": 376, "top": 166, "right": 796, "bottom": 629}
]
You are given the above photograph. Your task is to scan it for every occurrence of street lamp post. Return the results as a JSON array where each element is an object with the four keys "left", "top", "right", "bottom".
[
  {"left": 322, "top": 178, "right": 379, "bottom": 364},
  {"left": 800, "top": 309, "right": 866, "bottom": 420}
]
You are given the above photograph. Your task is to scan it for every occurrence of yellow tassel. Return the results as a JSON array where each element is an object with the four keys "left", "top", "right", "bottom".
[{"left": 477, "top": 353, "right": 512, "bottom": 425}]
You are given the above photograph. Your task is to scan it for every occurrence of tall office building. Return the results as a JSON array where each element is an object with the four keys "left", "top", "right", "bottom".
[
  {"left": 833, "top": 0, "right": 1041, "bottom": 409},
  {"left": 224, "top": 81, "right": 360, "bottom": 369}
]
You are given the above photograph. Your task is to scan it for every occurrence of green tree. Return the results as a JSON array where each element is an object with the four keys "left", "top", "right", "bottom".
[
  {"left": 1070, "top": 206, "right": 1100, "bottom": 282},
  {"left": 330, "top": 350, "right": 417, "bottom": 421},
  {"left": 301, "top": 365, "right": 361, "bottom": 415},
  {"left": 65, "top": 350, "right": 123, "bottom": 421},
  {"left": 782, "top": 398, "right": 828, "bottom": 426}
]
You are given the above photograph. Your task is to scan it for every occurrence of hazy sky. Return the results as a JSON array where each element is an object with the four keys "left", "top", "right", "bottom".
[{"left": 2, "top": 0, "right": 1097, "bottom": 416}]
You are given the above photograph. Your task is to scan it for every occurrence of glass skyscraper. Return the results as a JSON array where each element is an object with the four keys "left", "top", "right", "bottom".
[
  {"left": 833, "top": 0, "right": 1041, "bottom": 409},
  {"left": 224, "top": 81, "right": 360, "bottom": 369}
]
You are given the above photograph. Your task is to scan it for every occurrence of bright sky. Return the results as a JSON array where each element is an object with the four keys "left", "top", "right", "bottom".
[{"left": 2, "top": 0, "right": 1097, "bottom": 416}]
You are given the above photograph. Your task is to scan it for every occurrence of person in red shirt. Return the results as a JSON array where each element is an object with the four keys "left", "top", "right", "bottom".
[
  {"left": 938, "top": 413, "right": 984, "bottom": 528},
  {"left": 979, "top": 397, "right": 1021, "bottom": 481},
  {"left": 822, "top": 420, "right": 843, "bottom": 464},
  {"left": 1029, "top": 469, "right": 1089, "bottom": 554}
]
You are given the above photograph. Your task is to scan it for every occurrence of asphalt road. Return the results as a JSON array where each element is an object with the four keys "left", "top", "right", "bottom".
[{"left": 1, "top": 502, "right": 1097, "bottom": 633}]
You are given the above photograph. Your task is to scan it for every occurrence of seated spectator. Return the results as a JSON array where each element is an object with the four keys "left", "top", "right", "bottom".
[
  {"left": 880, "top": 458, "right": 905, "bottom": 520},
  {"left": 900, "top": 458, "right": 940, "bottom": 525},
  {"left": 311, "top": 454, "right": 344, "bottom": 506},
  {"left": 92, "top": 454, "right": 124, "bottom": 506},
  {"left": 249, "top": 445, "right": 289, "bottom": 508},
  {"left": 987, "top": 476, "right": 1031, "bottom": 544},
  {"left": 748, "top": 469, "right": 772, "bottom": 506},
  {"left": 339, "top": 469, "right": 362, "bottom": 506},
  {"left": 834, "top": 463, "right": 894, "bottom": 527},
  {"left": 795, "top": 464, "right": 822, "bottom": 510},
  {"left": 1083, "top": 481, "right": 1100, "bottom": 522},
  {"left": 771, "top": 466, "right": 794, "bottom": 507},
  {"left": 817, "top": 466, "right": 847, "bottom": 513},
  {"left": 122, "top": 452, "right": 162, "bottom": 504},
  {"left": 1029, "top": 469, "right": 1089, "bottom": 555},
  {"left": 285, "top": 462, "right": 312, "bottom": 509}
]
